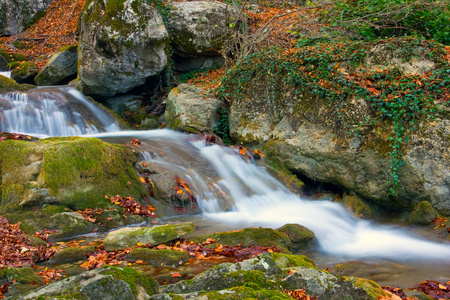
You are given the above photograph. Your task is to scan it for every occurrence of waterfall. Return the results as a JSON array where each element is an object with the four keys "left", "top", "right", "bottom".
[
  {"left": 90, "top": 130, "right": 450, "bottom": 262},
  {"left": 0, "top": 86, "right": 120, "bottom": 136},
  {"left": 0, "top": 71, "right": 12, "bottom": 78}
]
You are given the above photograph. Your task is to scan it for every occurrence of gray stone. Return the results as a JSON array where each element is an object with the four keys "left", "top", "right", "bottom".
[
  {"left": 277, "top": 223, "right": 315, "bottom": 251},
  {"left": 77, "top": 0, "right": 169, "bottom": 98},
  {"left": 0, "top": 0, "right": 53, "bottom": 36},
  {"left": 34, "top": 45, "right": 78, "bottom": 86},
  {"left": 167, "top": 1, "right": 238, "bottom": 57},
  {"left": 165, "top": 84, "right": 223, "bottom": 133},
  {"left": 19, "top": 188, "right": 59, "bottom": 207},
  {"left": 174, "top": 55, "right": 224, "bottom": 73},
  {"left": 106, "top": 94, "right": 144, "bottom": 117},
  {"left": 103, "top": 222, "right": 195, "bottom": 251}
]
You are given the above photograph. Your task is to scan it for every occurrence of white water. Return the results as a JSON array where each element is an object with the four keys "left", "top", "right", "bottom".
[
  {"left": 90, "top": 130, "right": 450, "bottom": 262},
  {"left": 0, "top": 86, "right": 120, "bottom": 136},
  {"left": 0, "top": 71, "right": 11, "bottom": 78}
]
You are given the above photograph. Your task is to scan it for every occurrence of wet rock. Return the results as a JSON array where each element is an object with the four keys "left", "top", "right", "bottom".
[
  {"left": 48, "top": 246, "right": 96, "bottom": 264},
  {"left": 24, "top": 235, "right": 47, "bottom": 247},
  {"left": 343, "top": 276, "right": 391, "bottom": 300},
  {"left": 0, "top": 267, "right": 44, "bottom": 286},
  {"left": 165, "top": 84, "right": 223, "bottom": 133},
  {"left": 409, "top": 201, "right": 439, "bottom": 225},
  {"left": 103, "top": 222, "right": 195, "bottom": 251},
  {"left": 277, "top": 223, "right": 315, "bottom": 251},
  {"left": 341, "top": 194, "right": 377, "bottom": 219},
  {"left": 0, "top": 73, "right": 34, "bottom": 92},
  {"left": 14, "top": 266, "right": 158, "bottom": 299},
  {"left": 48, "top": 212, "right": 97, "bottom": 240},
  {"left": 126, "top": 248, "right": 189, "bottom": 267},
  {"left": 34, "top": 45, "right": 78, "bottom": 86},
  {"left": 77, "top": 0, "right": 169, "bottom": 98},
  {"left": 9, "top": 61, "right": 38, "bottom": 84},
  {"left": 264, "top": 252, "right": 316, "bottom": 269},
  {"left": 106, "top": 94, "right": 144, "bottom": 117}
]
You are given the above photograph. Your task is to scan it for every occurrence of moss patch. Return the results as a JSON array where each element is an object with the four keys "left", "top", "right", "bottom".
[
  {"left": 203, "top": 286, "right": 292, "bottom": 300},
  {"left": 344, "top": 276, "right": 389, "bottom": 300},
  {"left": 0, "top": 267, "right": 44, "bottom": 286},
  {"left": 103, "top": 265, "right": 158, "bottom": 297},
  {"left": 264, "top": 252, "right": 316, "bottom": 269}
]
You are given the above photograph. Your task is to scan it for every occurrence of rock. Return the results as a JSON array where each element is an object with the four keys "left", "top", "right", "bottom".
[
  {"left": 0, "top": 267, "right": 44, "bottom": 286},
  {"left": 191, "top": 227, "right": 292, "bottom": 253},
  {"left": 174, "top": 55, "right": 224, "bottom": 73},
  {"left": 404, "top": 290, "right": 435, "bottom": 300},
  {"left": 165, "top": 84, "right": 223, "bottom": 133},
  {"left": 34, "top": 45, "right": 78, "bottom": 86},
  {"left": 24, "top": 235, "right": 48, "bottom": 247},
  {"left": 77, "top": 0, "right": 169, "bottom": 98},
  {"left": 48, "top": 212, "right": 97, "bottom": 240},
  {"left": 106, "top": 94, "right": 144, "bottom": 117},
  {"left": 0, "top": 73, "right": 34, "bottom": 92},
  {"left": 126, "top": 248, "right": 189, "bottom": 267},
  {"left": 19, "top": 188, "right": 59, "bottom": 208},
  {"left": 281, "top": 270, "right": 370, "bottom": 300},
  {"left": 15, "top": 266, "right": 158, "bottom": 299},
  {"left": 263, "top": 252, "right": 316, "bottom": 269},
  {"left": 103, "top": 222, "right": 195, "bottom": 251},
  {"left": 0, "top": 0, "right": 52, "bottom": 36},
  {"left": 276, "top": 223, "right": 315, "bottom": 251},
  {"left": 224, "top": 38, "right": 450, "bottom": 214},
  {"left": 341, "top": 194, "right": 377, "bottom": 219},
  {"left": 49, "top": 246, "right": 95, "bottom": 264},
  {"left": 167, "top": 1, "right": 238, "bottom": 57},
  {"left": 343, "top": 276, "right": 391, "bottom": 300},
  {"left": 9, "top": 61, "right": 38, "bottom": 84},
  {"left": 409, "top": 201, "right": 439, "bottom": 225}
]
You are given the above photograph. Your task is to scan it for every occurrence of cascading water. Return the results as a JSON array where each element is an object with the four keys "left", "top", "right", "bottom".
[
  {"left": 0, "top": 86, "right": 120, "bottom": 136},
  {"left": 1, "top": 87, "right": 449, "bottom": 285},
  {"left": 0, "top": 71, "right": 12, "bottom": 78}
]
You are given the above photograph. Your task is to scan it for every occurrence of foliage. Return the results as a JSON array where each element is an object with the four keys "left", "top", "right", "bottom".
[
  {"left": 218, "top": 37, "right": 450, "bottom": 195},
  {"left": 214, "top": 107, "right": 232, "bottom": 145},
  {"left": 327, "top": 0, "right": 450, "bottom": 45}
]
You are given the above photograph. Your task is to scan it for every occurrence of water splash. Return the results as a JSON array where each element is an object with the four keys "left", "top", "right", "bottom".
[
  {"left": 0, "top": 86, "right": 120, "bottom": 136},
  {"left": 0, "top": 71, "right": 11, "bottom": 78}
]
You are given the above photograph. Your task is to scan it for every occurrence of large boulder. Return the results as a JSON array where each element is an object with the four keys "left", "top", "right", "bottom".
[
  {"left": 167, "top": 1, "right": 238, "bottom": 57},
  {"left": 0, "top": 0, "right": 53, "bottom": 36},
  {"left": 34, "top": 45, "right": 78, "bottom": 86},
  {"left": 77, "top": 0, "right": 169, "bottom": 98},
  {"left": 224, "top": 38, "right": 450, "bottom": 214},
  {"left": 165, "top": 83, "right": 223, "bottom": 133}
]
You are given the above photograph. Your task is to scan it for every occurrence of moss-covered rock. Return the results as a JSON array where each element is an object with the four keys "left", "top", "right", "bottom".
[
  {"left": 34, "top": 45, "right": 78, "bottom": 86},
  {"left": 276, "top": 223, "right": 315, "bottom": 251},
  {"left": 0, "top": 74, "right": 34, "bottom": 93},
  {"left": 77, "top": 0, "right": 169, "bottom": 98},
  {"left": 24, "top": 235, "right": 48, "bottom": 247},
  {"left": 409, "top": 201, "right": 439, "bottom": 225},
  {"left": 191, "top": 227, "right": 292, "bottom": 253},
  {"left": 202, "top": 286, "right": 291, "bottom": 300},
  {"left": 343, "top": 276, "right": 390, "bottom": 300},
  {"left": 9, "top": 61, "right": 38, "bottom": 84},
  {"left": 0, "top": 267, "right": 44, "bottom": 286},
  {"left": 103, "top": 222, "right": 195, "bottom": 251},
  {"left": 342, "top": 194, "right": 377, "bottom": 219},
  {"left": 15, "top": 266, "right": 158, "bottom": 299},
  {"left": 48, "top": 246, "right": 96, "bottom": 264},
  {"left": 126, "top": 248, "right": 189, "bottom": 267},
  {"left": 263, "top": 252, "right": 316, "bottom": 269}
]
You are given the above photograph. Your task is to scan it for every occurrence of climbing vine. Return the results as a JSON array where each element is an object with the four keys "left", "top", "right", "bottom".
[{"left": 218, "top": 37, "right": 450, "bottom": 195}]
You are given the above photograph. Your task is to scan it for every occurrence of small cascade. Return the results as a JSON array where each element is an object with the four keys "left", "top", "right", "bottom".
[
  {"left": 0, "top": 71, "right": 12, "bottom": 78},
  {"left": 0, "top": 86, "right": 120, "bottom": 136}
]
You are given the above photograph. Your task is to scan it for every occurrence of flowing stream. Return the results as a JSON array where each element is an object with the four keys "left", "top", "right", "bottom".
[{"left": 1, "top": 86, "right": 449, "bottom": 287}]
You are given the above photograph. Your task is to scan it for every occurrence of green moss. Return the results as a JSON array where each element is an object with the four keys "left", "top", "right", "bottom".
[
  {"left": 0, "top": 75, "right": 33, "bottom": 92},
  {"left": 264, "top": 253, "right": 316, "bottom": 269},
  {"left": 0, "top": 267, "right": 44, "bottom": 285},
  {"left": 126, "top": 248, "right": 189, "bottom": 266},
  {"left": 202, "top": 285, "right": 291, "bottom": 300},
  {"left": 191, "top": 227, "right": 292, "bottom": 253},
  {"left": 103, "top": 265, "right": 158, "bottom": 296},
  {"left": 9, "top": 61, "right": 37, "bottom": 76},
  {"left": 344, "top": 276, "right": 389, "bottom": 300},
  {"left": 409, "top": 201, "right": 439, "bottom": 225},
  {"left": 342, "top": 194, "right": 375, "bottom": 219}
]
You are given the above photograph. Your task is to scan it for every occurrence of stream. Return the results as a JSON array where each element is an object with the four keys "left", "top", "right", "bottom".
[{"left": 1, "top": 86, "right": 449, "bottom": 289}]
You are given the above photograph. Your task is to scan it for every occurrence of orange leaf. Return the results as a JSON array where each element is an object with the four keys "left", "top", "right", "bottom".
[{"left": 171, "top": 272, "right": 181, "bottom": 277}]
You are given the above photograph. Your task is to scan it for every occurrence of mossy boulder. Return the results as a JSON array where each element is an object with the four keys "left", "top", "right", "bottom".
[
  {"left": 103, "top": 222, "right": 195, "bottom": 251},
  {"left": 409, "top": 201, "right": 439, "bottom": 225},
  {"left": 0, "top": 137, "right": 149, "bottom": 236},
  {"left": 34, "top": 45, "right": 78, "bottom": 86},
  {"left": 126, "top": 248, "right": 189, "bottom": 267},
  {"left": 0, "top": 74, "right": 34, "bottom": 93},
  {"left": 276, "top": 223, "right": 315, "bottom": 251},
  {"left": 77, "top": 0, "right": 169, "bottom": 98},
  {"left": 9, "top": 61, "right": 38, "bottom": 84},
  {"left": 191, "top": 227, "right": 293, "bottom": 253},
  {"left": 341, "top": 194, "right": 377, "bottom": 219},
  {"left": 0, "top": 267, "right": 44, "bottom": 286},
  {"left": 14, "top": 266, "right": 158, "bottom": 299},
  {"left": 202, "top": 286, "right": 292, "bottom": 300},
  {"left": 343, "top": 276, "right": 390, "bottom": 300},
  {"left": 49, "top": 246, "right": 96, "bottom": 264}
]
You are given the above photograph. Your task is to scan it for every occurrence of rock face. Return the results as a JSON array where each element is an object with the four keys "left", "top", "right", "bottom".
[
  {"left": 0, "top": 0, "right": 53, "bottom": 36},
  {"left": 34, "top": 45, "right": 78, "bottom": 86},
  {"left": 165, "top": 84, "right": 223, "bottom": 133},
  {"left": 103, "top": 222, "right": 195, "bottom": 251},
  {"left": 167, "top": 1, "right": 237, "bottom": 57},
  {"left": 226, "top": 39, "right": 450, "bottom": 214},
  {"left": 77, "top": 0, "right": 169, "bottom": 98}
]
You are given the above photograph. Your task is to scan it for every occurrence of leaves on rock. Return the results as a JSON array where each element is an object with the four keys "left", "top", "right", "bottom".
[
  {"left": 411, "top": 280, "right": 450, "bottom": 300},
  {"left": 106, "top": 195, "right": 156, "bottom": 218},
  {"left": 284, "top": 289, "right": 316, "bottom": 300},
  {"left": 37, "top": 267, "right": 63, "bottom": 284}
]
